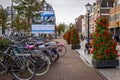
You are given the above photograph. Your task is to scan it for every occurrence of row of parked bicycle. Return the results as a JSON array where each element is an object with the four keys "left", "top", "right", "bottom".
[{"left": 0, "top": 34, "right": 67, "bottom": 80}]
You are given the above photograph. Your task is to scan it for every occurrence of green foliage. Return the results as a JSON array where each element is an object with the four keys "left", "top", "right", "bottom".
[
  {"left": 70, "top": 28, "right": 80, "bottom": 44},
  {"left": 13, "top": 0, "right": 41, "bottom": 17},
  {"left": 21, "top": 19, "right": 29, "bottom": 31},
  {"left": 91, "top": 17, "right": 118, "bottom": 60},
  {"left": 57, "top": 23, "right": 65, "bottom": 35},
  {"left": 69, "top": 23, "right": 75, "bottom": 29},
  {"left": 63, "top": 29, "right": 71, "bottom": 44},
  {"left": 13, "top": 0, "right": 42, "bottom": 28},
  {"left": 13, "top": 15, "right": 22, "bottom": 31},
  {"left": 13, "top": 14, "right": 30, "bottom": 32},
  {"left": 0, "top": 38, "right": 11, "bottom": 45},
  {"left": 63, "top": 23, "right": 80, "bottom": 44},
  {"left": 0, "top": 37, "right": 13, "bottom": 51},
  {"left": 0, "top": 8, "right": 9, "bottom": 34}
]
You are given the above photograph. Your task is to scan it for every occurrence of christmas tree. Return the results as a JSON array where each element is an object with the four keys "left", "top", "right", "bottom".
[
  {"left": 70, "top": 28, "right": 80, "bottom": 45},
  {"left": 91, "top": 17, "right": 118, "bottom": 60}
]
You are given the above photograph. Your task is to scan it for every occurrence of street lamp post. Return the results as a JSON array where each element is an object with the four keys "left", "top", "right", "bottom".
[
  {"left": 11, "top": 0, "right": 13, "bottom": 29},
  {"left": 75, "top": 18, "right": 78, "bottom": 25},
  {"left": 75, "top": 18, "right": 78, "bottom": 32},
  {"left": 85, "top": 2, "right": 92, "bottom": 54},
  {"left": 87, "top": 12, "right": 90, "bottom": 42}
]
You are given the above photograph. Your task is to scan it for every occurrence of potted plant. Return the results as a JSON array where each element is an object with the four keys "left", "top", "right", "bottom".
[
  {"left": 91, "top": 17, "right": 119, "bottom": 68},
  {"left": 70, "top": 28, "right": 80, "bottom": 49}
]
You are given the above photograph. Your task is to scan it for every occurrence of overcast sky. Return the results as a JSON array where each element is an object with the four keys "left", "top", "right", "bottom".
[{"left": 0, "top": 0, "right": 95, "bottom": 25}]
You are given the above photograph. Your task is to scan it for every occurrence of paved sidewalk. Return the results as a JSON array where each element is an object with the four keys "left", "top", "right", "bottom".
[
  {"left": 35, "top": 39, "right": 106, "bottom": 80},
  {"left": 0, "top": 39, "right": 107, "bottom": 80},
  {"left": 77, "top": 40, "right": 120, "bottom": 80}
]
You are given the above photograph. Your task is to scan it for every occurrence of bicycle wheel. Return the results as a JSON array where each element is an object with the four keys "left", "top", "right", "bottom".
[
  {"left": 46, "top": 50, "right": 56, "bottom": 65},
  {"left": 30, "top": 53, "right": 50, "bottom": 76},
  {"left": 51, "top": 48, "right": 59, "bottom": 63},
  {"left": 12, "top": 57, "right": 36, "bottom": 80},
  {"left": 57, "top": 45, "right": 67, "bottom": 57},
  {"left": 0, "top": 62, "right": 6, "bottom": 75},
  {"left": 0, "top": 54, "right": 7, "bottom": 75}
]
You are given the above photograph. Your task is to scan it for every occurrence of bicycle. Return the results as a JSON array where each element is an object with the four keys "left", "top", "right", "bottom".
[
  {"left": 27, "top": 49, "right": 50, "bottom": 76},
  {"left": 16, "top": 40, "right": 51, "bottom": 76},
  {"left": 55, "top": 41, "right": 67, "bottom": 57},
  {"left": 3, "top": 34, "right": 51, "bottom": 76},
  {"left": 0, "top": 45, "right": 36, "bottom": 80},
  {"left": 37, "top": 42, "right": 59, "bottom": 65}
]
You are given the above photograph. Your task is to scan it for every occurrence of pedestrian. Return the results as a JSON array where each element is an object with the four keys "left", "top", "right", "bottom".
[
  {"left": 84, "top": 42, "right": 89, "bottom": 54},
  {"left": 80, "top": 34, "right": 84, "bottom": 41},
  {"left": 115, "top": 34, "right": 119, "bottom": 45}
]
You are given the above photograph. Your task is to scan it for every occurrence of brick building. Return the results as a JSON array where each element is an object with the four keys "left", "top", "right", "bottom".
[
  {"left": 75, "top": 15, "right": 84, "bottom": 34},
  {"left": 75, "top": 0, "right": 115, "bottom": 38}
]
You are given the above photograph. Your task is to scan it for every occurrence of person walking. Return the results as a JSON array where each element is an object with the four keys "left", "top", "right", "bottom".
[{"left": 115, "top": 34, "right": 120, "bottom": 45}]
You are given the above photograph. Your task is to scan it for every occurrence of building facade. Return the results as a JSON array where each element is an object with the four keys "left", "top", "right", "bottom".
[
  {"left": 94, "top": 0, "right": 114, "bottom": 18},
  {"left": 76, "top": 15, "right": 84, "bottom": 34},
  {"left": 84, "top": 0, "right": 114, "bottom": 32},
  {"left": 109, "top": 0, "right": 120, "bottom": 35},
  {"left": 83, "top": 0, "right": 115, "bottom": 38}
]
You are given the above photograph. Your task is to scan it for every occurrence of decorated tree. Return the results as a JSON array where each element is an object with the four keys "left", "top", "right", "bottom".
[
  {"left": 91, "top": 17, "right": 118, "bottom": 60},
  {"left": 70, "top": 28, "right": 80, "bottom": 45},
  {"left": 70, "top": 28, "right": 80, "bottom": 49},
  {"left": 63, "top": 29, "right": 71, "bottom": 44}
]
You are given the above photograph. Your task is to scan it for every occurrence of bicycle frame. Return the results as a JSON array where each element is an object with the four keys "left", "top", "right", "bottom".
[{"left": 2, "top": 46, "right": 31, "bottom": 71}]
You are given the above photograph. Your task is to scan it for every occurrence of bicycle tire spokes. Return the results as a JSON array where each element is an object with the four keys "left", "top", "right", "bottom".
[{"left": 12, "top": 58, "right": 36, "bottom": 80}]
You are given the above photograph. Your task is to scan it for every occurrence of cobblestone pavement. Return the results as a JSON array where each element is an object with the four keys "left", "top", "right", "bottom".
[{"left": 0, "top": 39, "right": 107, "bottom": 80}]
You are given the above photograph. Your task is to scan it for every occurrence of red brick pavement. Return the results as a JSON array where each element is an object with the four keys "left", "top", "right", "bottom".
[
  {"left": 34, "top": 39, "right": 107, "bottom": 80},
  {"left": 0, "top": 39, "right": 107, "bottom": 80}
]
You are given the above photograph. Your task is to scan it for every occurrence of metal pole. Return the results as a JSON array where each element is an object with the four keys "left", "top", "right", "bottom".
[
  {"left": 88, "top": 12, "right": 90, "bottom": 54},
  {"left": 11, "top": 0, "right": 13, "bottom": 29},
  {"left": 114, "top": 0, "right": 117, "bottom": 35}
]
